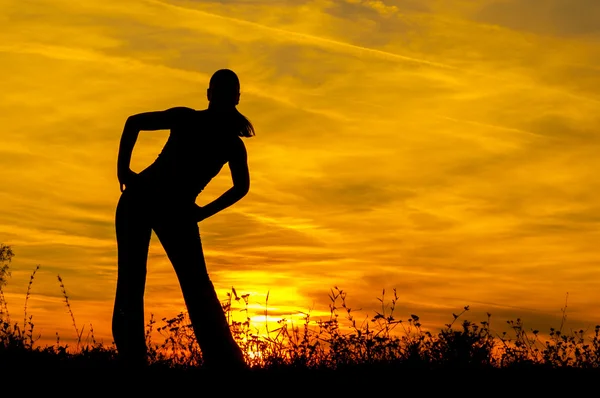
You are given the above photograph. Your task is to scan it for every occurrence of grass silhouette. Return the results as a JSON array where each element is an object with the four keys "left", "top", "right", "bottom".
[{"left": 1, "top": 244, "right": 600, "bottom": 386}]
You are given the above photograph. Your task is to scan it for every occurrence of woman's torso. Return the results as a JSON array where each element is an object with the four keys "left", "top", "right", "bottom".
[{"left": 135, "top": 108, "right": 237, "bottom": 202}]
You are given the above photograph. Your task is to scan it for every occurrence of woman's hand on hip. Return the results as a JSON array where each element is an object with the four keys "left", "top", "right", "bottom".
[
  {"left": 194, "top": 204, "right": 208, "bottom": 222},
  {"left": 118, "top": 168, "right": 138, "bottom": 192}
]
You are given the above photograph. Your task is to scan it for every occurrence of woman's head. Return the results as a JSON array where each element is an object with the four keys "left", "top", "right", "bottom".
[
  {"left": 207, "top": 69, "right": 240, "bottom": 108},
  {"left": 207, "top": 69, "right": 255, "bottom": 138}
]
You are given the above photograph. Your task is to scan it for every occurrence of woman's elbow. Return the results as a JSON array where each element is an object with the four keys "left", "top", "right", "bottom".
[
  {"left": 233, "top": 183, "right": 249, "bottom": 198},
  {"left": 124, "top": 115, "right": 140, "bottom": 130}
]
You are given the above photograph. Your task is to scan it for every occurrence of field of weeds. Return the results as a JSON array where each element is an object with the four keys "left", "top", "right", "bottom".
[{"left": 2, "top": 243, "right": 600, "bottom": 388}]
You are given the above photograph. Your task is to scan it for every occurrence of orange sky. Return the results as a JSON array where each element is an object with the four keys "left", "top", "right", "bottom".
[{"left": 2, "top": 0, "right": 600, "bottom": 347}]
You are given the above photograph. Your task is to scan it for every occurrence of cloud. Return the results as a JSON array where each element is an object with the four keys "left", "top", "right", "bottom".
[{"left": 474, "top": 0, "right": 600, "bottom": 37}]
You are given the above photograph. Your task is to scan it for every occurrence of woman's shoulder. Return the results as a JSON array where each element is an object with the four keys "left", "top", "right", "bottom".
[
  {"left": 166, "top": 106, "right": 197, "bottom": 115},
  {"left": 163, "top": 106, "right": 196, "bottom": 126},
  {"left": 227, "top": 135, "right": 246, "bottom": 157}
]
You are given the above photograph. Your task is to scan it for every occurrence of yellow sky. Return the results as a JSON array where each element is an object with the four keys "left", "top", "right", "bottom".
[{"left": 2, "top": 0, "right": 600, "bottom": 346}]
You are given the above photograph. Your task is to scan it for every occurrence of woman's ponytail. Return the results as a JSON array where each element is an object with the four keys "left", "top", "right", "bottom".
[{"left": 233, "top": 108, "right": 255, "bottom": 138}]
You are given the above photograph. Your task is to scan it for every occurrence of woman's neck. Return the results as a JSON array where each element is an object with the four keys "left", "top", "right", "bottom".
[{"left": 208, "top": 103, "right": 236, "bottom": 111}]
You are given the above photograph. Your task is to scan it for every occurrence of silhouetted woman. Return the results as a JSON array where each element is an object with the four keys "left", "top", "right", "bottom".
[{"left": 113, "top": 69, "right": 254, "bottom": 369}]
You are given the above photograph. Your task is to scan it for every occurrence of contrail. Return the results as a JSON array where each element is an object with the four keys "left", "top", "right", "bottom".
[
  {"left": 435, "top": 114, "right": 546, "bottom": 139},
  {"left": 145, "top": 0, "right": 470, "bottom": 73}
]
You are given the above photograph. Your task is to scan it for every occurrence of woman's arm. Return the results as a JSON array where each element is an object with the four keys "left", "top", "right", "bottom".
[
  {"left": 195, "top": 137, "right": 250, "bottom": 221},
  {"left": 117, "top": 107, "right": 194, "bottom": 191}
]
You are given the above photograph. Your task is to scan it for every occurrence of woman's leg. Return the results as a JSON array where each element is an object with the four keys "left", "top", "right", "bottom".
[
  {"left": 153, "top": 208, "right": 246, "bottom": 369},
  {"left": 113, "top": 190, "right": 152, "bottom": 365}
]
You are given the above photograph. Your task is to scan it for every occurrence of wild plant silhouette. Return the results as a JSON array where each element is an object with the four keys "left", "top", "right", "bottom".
[{"left": 2, "top": 244, "right": 600, "bottom": 377}]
